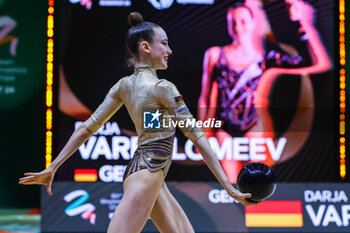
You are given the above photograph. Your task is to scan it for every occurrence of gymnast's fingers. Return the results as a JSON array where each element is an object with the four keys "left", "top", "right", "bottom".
[
  {"left": 19, "top": 175, "right": 35, "bottom": 181},
  {"left": 46, "top": 184, "right": 53, "bottom": 196},
  {"left": 18, "top": 180, "right": 39, "bottom": 185},
  {"left": 24, "top": 172, "right": 39, "bottom": 177}
]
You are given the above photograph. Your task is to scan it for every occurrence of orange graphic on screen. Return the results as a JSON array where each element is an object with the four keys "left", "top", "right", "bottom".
[{"left": 0, "top": 15, "right": 18, "bottom": 56}]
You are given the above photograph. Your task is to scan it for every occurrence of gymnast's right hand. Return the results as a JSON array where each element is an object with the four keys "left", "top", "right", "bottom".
[
  {"left": 18, "top": 167, "right": 55, "bottom": 196},
  {"left": 226, "top": 187, "right": 261, "bottom": 206}
]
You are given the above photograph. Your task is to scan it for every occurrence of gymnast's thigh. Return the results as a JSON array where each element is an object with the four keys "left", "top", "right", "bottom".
[
  {"left": 107, "top": 169, "right": 163, "bottom": 233},
  {"left": 150, "top": 182, "right": 195, "bottom": 233}
]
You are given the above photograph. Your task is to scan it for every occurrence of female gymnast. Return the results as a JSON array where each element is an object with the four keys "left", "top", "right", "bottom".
[
  {"left": 19, "top": 12, "right": 258, "bottom": 233},
  {"left": 197, "top": 0, "right": 331, "bottom": 182}
]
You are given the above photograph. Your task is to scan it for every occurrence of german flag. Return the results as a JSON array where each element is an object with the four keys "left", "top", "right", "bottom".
[
  {"left": 175, "top": 96, "right": 184, "bottom": 105},
  {"left": 245, "top": 201, "right": 303, "bottom": 227},
  {"left": 74, "top": 169, "right": 98, "bottom": 182}
]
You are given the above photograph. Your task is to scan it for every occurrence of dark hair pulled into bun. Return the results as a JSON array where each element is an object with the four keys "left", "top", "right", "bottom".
[
  {"left": 128, "top": 12, "right": 144, "bottom": 27},
  {"left": 126, "top": 12, "right": 160, "bottom": 66}
]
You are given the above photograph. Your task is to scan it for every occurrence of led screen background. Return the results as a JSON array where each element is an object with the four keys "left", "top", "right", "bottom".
[
  {"left": 0, "top": 0, "right": 47, "bottom": 207},
  {"left": 54, "top": 0, "right": 337, "bottom": 182}
]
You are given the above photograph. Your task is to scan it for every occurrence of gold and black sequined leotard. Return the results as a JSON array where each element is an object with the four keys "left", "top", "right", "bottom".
[
  {"left": 214, "top": 43, "right": 311, "bottom": 136},
  {"left": 84, "top": 67, "right": 204, "bottom": 180}
]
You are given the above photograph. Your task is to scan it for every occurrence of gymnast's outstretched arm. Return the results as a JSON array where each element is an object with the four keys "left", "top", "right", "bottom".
[
  {"left": 19, "top": 80, "right": 124, "bottom": 195},
  {"left": 19, "top": 124, "right": 93, "bottom": 195},
  {"left": 193, "top": 135, "right": 259, "bottom": 206},
  {"left": 157, "top": 79, "right": 259, "bottom": 206}
]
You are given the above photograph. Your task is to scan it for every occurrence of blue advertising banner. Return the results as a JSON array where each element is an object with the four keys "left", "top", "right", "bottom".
[{"left": 41, "top": 182, "right": 350, "bottom": 232}]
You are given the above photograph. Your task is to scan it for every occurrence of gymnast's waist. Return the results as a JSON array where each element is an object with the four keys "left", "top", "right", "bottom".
[
  {"left": 137, "top": 130, "right": 175, "bottom": 146},
  {"left": 136, "top": 135, "right": 174, "bottom": 157}
]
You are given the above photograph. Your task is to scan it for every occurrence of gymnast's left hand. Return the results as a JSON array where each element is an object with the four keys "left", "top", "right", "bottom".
[{"left": 18, "top": 167, "right": 55, "bottom": 196}]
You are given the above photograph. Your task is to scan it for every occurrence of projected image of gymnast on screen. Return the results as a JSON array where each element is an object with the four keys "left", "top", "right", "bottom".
[{"left": 197, "top": 0, "right": 332, "bottom": 182}]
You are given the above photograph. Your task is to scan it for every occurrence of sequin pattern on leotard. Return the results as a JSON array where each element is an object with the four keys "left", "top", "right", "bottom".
[
  {"left": 123, "top": 135, "right": 174, "bottom": 181},
  {"left": 214, "top": 48, "right": 263, "bottom": 135}
]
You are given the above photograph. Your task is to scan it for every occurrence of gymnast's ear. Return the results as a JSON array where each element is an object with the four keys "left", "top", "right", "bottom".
[{"left": 140, "top": 41, "right": 151, "bottom": 54}]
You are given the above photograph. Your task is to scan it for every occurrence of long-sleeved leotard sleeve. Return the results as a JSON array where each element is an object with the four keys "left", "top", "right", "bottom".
[
  {"left": 156, "top": 79, "right": 204, "bottom": 142},
  {"left": 84, "top": 79, "right": 124, "bottom": 133}
]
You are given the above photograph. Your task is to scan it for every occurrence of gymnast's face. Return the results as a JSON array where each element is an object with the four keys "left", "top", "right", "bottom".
[
  {"left": 227, "top": 6, "right": 254, "bottom": 41},
  {"left": 148, "top": 27, "right": 172, "bottom": 70}
]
